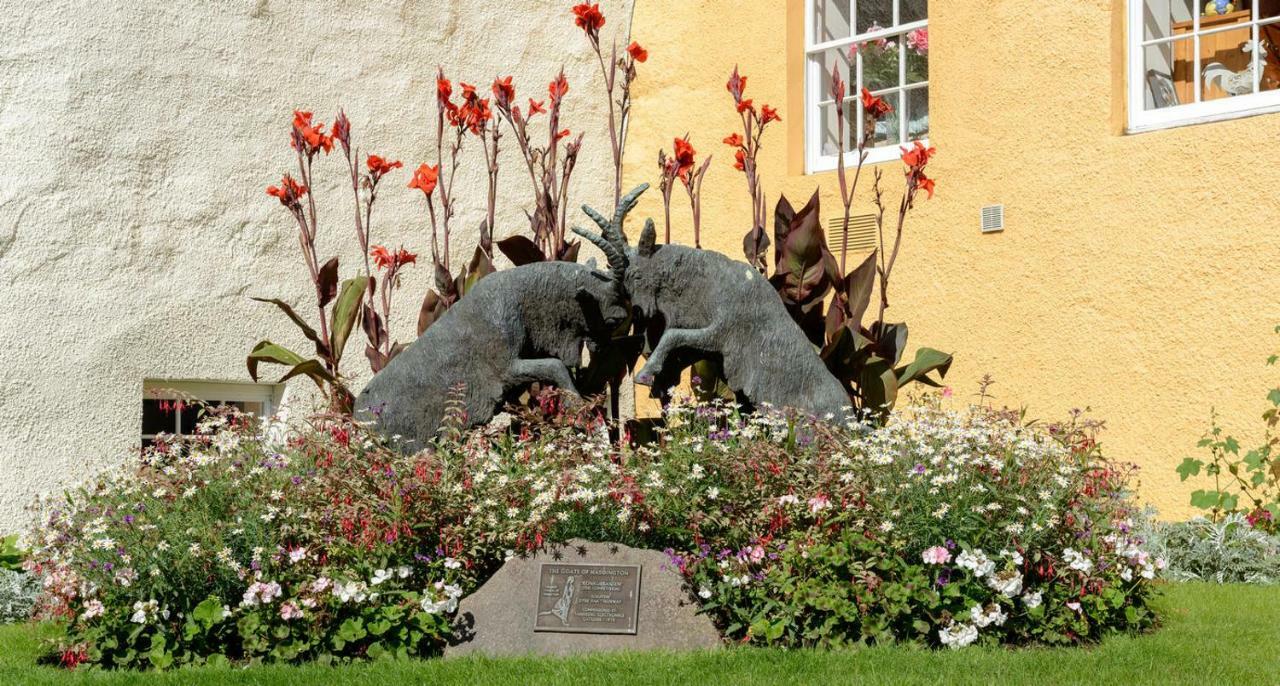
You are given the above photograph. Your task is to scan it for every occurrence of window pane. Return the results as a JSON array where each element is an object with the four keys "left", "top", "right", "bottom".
[
  {"left": 906, "top": 86, "right": 929, "bottom": 139},
  {"left": 866, "top": 90, "right": 901, "bottom": 147},
  {"left": 178, "top": 402, "right": 199, "bottom": 435},
  {"left": 906, "top": 27, "right": 928, "bottom": 82},
  {"left": 860, "top": 38, "right": 900, "bottom": 91},
  {"left": 814, "top": 0, "right": 851, "bottom": 43},
  {"left": 820, "top": 103, "right": 852, "bottom": 156},
  {"left": 1144, "top": 40, "right": 1185, "bottom": 109},
  {"left": 1262, "top": 18, "right": 1280, "bottom": 93},
  {"left": 901, "top": 0, "right": 927, "bottom": 24},
  {"left": 856, "top": 0, "right": 894, "bottom": 34},
  {"left": 1143, "top": 0, "right": 1195, "bottom": 43},
  {"left": 141, "top": 399, "right": 172, "bottom": 435},
  {"left": 1201, "top": 26, "right": 1256, "bottom": 101},
  {"left": 814, "top": 46, "right": 854, "bottom": 102}
]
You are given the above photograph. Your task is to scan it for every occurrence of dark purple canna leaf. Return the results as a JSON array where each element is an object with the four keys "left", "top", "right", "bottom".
[
  {"left": 317, "top": 257, "right": 340, "bottom": 308},
  {"left": 497, "top": 235, "right": 546, "bottom": 266}
]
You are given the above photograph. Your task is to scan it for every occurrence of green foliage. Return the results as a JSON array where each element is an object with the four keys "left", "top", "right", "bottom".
[
  {"left": 0, "top": 569, "right": 38, "bottom": 625},
  {"left": 1176, "top": 327, "right": 1280, "bottom": 532},
  {"left": 1139, "top": 512, "right": 1280, "bottom": 584},
  {"left": 0, "top": 535, "right": 23, "bottom": 572}
]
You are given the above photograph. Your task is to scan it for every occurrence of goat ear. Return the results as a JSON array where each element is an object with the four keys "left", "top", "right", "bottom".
[
  {"left": 638, "top": 218, "right": 657, "bottom": 257},
  {"left": 584, "top": 257, "right": 598, "bottom": 270}
]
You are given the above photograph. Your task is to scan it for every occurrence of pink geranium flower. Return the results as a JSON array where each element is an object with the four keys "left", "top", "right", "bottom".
[{"left": 922, "top": 545, "right": 952, "bottom": 565}]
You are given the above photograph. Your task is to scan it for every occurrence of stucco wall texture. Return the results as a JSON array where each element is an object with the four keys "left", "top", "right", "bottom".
[
  {"left": 623, "top": 0, "right": 1280, "bottom": 518},
  {"left": 0, "top": 0, "right": 633, "bottom": 530}
]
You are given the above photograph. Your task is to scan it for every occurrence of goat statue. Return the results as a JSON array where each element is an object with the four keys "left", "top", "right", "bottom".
[
  {"left": 572, "top": 184, "right": 851, "bottom": 421},
  {"left": 355, "top": 189, "right": 648, "bottom": 449}
]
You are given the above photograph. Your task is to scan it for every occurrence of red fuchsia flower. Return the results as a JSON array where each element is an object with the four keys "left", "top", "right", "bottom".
[
  {"left": 673, "top": 136, "right": 696, "bottom": 182},
  {"left": 492, "top": 75, "right": 515, "bottom": 110},
  {"left": 408, "top": 163, "right": 439, "bottom": 196},
  {"left": 761, "top": 104, "right": 781, "bottom": 124},
  {"left": 572, "top": 3, "right": 605, "bottom": 36},
  {"left": 370, "top": 244, "right": 418, "bottom": 271},
  {"left": 861, "top": 88, "right": 893, "bottom": 120},
  {"left": 332, "top": 109, "right": 351, "bottom": 152},
  {"left": 548, "top": 72, "right": 569, "bottom": 104},
  {"left": 291, "top": 110, "right": 333, "bottom": 155},
  {"left": 266, "top": 174, "right": 307, "bottom": 207},
  {"left": 527, "top": 98, "right": 546, "bottom": 116},
  {"left": 365, "top": 154, "right": 402, "bottom": 183},
  {"left": 627, "top": 41, "right": 648, "bottom": 63},
  {"left": 723, "top": 132, "right": 743, "bottom": 147}
]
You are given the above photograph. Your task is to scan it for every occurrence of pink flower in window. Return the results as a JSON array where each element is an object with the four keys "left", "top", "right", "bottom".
[{"left": 907, "top": 28, "right": 929, "bottom": 56}]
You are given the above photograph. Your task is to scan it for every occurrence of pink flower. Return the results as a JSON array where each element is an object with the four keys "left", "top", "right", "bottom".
[
  {"left": 941, "top": 386, "right": 954, "bottom": 398},
  {"left": 279, "top": 602, "right": 303, "bottom": 621},
  {"left": 907, "top": 28, "right": 929, "bottom": 56},
  {"left": 922, "top": 545, "right": 952, "bottom": 565},
  {"left": 807, "top": 495, "right": 830, "bottom": 513}
]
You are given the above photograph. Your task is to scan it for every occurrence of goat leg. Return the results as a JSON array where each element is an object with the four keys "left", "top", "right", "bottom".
[
  {"left": 505, "top": 358, "right": 581, "bottom": 397},
  {"left": 635, "top": 327, "right": 716, "bottom": 386}
]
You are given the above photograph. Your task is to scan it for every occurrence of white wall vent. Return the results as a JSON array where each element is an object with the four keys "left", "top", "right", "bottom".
[{"left": 980, "top": 205, "right": 1005, "bottom": 233}]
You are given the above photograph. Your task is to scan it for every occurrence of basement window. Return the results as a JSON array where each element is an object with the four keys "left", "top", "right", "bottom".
[
  {"left": 1129, "top": 0, "right": 1280, "bottom": 132},
  {"left": 141, "top": 380, "right": 282, "bottom": 448},
  {"left": 806, "top": 0, "right": 930, "bottom": 172}
]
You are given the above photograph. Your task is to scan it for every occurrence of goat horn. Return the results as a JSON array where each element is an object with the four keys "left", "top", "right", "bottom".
[{"left": 571, "top": 225, "right": 627, "bottom": 287}]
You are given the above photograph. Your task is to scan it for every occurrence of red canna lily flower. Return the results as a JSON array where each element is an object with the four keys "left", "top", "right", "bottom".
[
  {"left": 723, "top": 132, "right": 743, "bottom": 147},
  {"left": 459, "top": 82, "right": 477, "bottom": 99},
  {"left": 572, "top": 3, "right": 606, "bottom": 35},
  {"left": 861, "top": 87, "right": 893, "bottom": 120},
  {"left": 726, "top": 66, "right": 747, "bottom": 102},
  {"left": 555, "top": 128, "right": 572, "bottom": 142},
  {"left": 917, "top": 173, "right": 935, "bottom": 199},
  {"left": 527, "top": 98, "right": 546, "bottom": 115},
  {"left": 733, "top": 148, "right": 746, "bottom": 172},
  {"left": 548, "top": 72, "right": 569, "bottom": 103},
  {"left": 408, "top": 163, "right": 439, "bottom": 197},
  {"left": 492, "top": 76, "right": 515, "bottom": 108},
  {"left": 291, "top": 110, "right": 333, "bottom": 155},
  {"left": 366, "top": 154, "right": 403, "bottom": 182},
  {"left": 371, "top": 245, "right": 418, "bottom": 271},
  {"left": 437, "top": 72, "right": 452, "bottom": 106},
  {"left": 266, "top": 174, "right": 308, "bottom": 207},
  {"left": 900, "top": 140, "right": 937, "bottom": 170},
  {"left": 627, "top": 41, "right": 648, "bottom": 63},
  {"left": 332, "top": 109, "right": 351, "bottom": 151},
  {"left": 761, "top": 104, "right": 781, "bottom": 124},
  {"left": 736, "top": 98, "right": 754, "bottom": 115},
  {"left": 673, "top": 136, "right": 696, "bottom": 180}
]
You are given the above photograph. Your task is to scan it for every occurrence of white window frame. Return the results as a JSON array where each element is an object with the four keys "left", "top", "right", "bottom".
[
  {"left": 141, "top": 379, "right": 283, "bottom": 444},
  {"left": 1127, "top": 1, "right": 1280, "bottom": 132},
  {"left": 804, "top": 1, "right": 930, "bottom": 173}
]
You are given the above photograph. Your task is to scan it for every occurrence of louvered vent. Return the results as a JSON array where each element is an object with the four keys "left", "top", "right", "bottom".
[
  {"left": 981, "top": 204, "right": 1005, "bottom": 233},
  {"left": 827, "top": 213, "right": 878, "bottom": 253}
]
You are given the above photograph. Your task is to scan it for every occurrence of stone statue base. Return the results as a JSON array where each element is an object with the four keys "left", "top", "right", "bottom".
[{"left": 444, "top": 539, "right": 722, "bottom": 657}]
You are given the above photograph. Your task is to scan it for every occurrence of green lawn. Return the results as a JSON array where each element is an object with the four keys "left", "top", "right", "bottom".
[{"left": 1, "top": 583, "right": 1276, "bottom": 685}]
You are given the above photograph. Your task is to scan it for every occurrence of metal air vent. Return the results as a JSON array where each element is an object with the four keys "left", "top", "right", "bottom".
[
  {"left": 827, "top": 213, "right": 878, "bottom": 253},
  {"left": 981, "top": 205, "right": 1005, "bottom": 233}
]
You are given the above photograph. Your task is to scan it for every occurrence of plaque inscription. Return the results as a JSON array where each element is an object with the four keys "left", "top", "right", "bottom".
[{"left": 533, "top": 562, "right": 641, "bottom": 635}]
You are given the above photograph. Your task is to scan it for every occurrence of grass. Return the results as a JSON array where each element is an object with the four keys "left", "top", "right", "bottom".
[{"left": 0, "top": 583, "right": 1276, "bottom": 685}]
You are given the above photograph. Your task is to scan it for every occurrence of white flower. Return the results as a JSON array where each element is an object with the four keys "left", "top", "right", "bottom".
[
  {"left": 1000, "top": 549, "right": 1024, "bottom": 566},
  {"left": 397, "top": 566, "right": 412, "bottom": 579},
  {"left": 777, "top": 494, "right": 800, "bottom": 506},
  {"left": 287, "top": 547, "right": 307, "bottom": 564},
  {"left": 938, "top": 621, "right": 979, "bottom": 649},
  {"left": 1063, "top": 548, "right": 1094, "bottom": 573},
  {"left": 130, "top": 599, "right": 159, "bottom": 624},
  {"left": 987, "top": 569, "right": 1023, "bottom": 597},
  {"left": 443, "top": 557, "right": 462, "bottom": 570},
  {"left": 1023, "top": 591, "right": 1043, "bottom": 609},
  {"left": 690, "top": 464, "right": 705, "bottom": 480},
  {"left": 698, "top": 586, "right": 712, "bottom": 600},
  {"left": 969, "top": 603, "right": 1007, "bottom": 628},
  {"left": 1066, "top": 601, "right": 1083, "bottom": 612},
  {"left": 371, "top": 569, "right": 393, "bottom": 586},
  {"left": 81, "top": 599, "right": 105, "bottom": 620},
  {"left": 1119, "top": 567, "right": 1133, "bottom": 582},
  {"left": 706, "top": 487, "right": 719, "bottom": 500},
  {"left": 420, "top": 581, "right": 463, "bottom": 614},
  {"left": 955, "top": 549, "right": 996, "bottom": 578}
]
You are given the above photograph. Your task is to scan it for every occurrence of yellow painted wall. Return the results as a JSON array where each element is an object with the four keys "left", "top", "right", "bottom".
[{"left": 624, "top": 0, "right": 1280, "bottom": 518}]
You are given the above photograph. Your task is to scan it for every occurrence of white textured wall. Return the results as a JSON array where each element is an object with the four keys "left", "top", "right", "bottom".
[{"left": 0, "top": 0, "right": 633, "bottom": 530}]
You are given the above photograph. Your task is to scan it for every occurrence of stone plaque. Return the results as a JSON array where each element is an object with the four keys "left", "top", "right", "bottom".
[
  {"left": 533, "top": 562, "right": 641, "bottom": 634},
  {"left": 445, "top": 539, "right": 721, "bottom": 657}
]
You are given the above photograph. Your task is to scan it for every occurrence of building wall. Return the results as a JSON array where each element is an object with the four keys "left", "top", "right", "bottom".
[
  {"left": 0, "top": 0, "right": 633, "bottom": 530},
  {"left": 623, "top": 0, "right": 1280, "bottom": 518}
]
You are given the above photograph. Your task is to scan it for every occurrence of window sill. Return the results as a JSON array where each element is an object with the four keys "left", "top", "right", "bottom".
[
  {"left": 806, "top": 139, "right": 926, "bottom": 175},
  {"left": 1127, "top": 93, "right": 1280, "bottom": 134}
]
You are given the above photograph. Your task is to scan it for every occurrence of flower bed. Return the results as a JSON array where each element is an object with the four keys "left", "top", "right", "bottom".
[{"left": 23, "top": 395, "right": 1160, "bottom": 669}]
